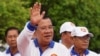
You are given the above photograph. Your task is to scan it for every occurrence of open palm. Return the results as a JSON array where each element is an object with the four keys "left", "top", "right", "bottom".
[{"left": 30, "top": 2, "right": 45, "bottom": 25}]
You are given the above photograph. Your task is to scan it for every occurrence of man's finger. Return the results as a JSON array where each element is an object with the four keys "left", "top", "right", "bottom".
[
  {"left": 32, "top": 2, "right": 38, "bottom": 11},
  {"left": 38, "top": 3, "right": 41, "bottom": 9},
  {"left": 41, "top": 11, "right": 45, "bottom": 18}
]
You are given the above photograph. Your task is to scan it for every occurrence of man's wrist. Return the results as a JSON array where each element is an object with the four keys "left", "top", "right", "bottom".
[{"left": 27, "top": 22, "right": 37, "bottom": 31}]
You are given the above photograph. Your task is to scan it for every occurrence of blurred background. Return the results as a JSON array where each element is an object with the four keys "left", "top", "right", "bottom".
[{"left": 0, "top": 0, "right": 100, "bottom": 53}]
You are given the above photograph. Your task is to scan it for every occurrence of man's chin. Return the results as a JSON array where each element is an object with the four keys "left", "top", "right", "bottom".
[
  {"left": 80, "top": 47, "right": 88, "bottom": 50},
  {"left": 45, "top": 39, "right": 52, "bottom": 43},
  {"left": 10, "top": 45, "right": 17, "bottom": 48}
]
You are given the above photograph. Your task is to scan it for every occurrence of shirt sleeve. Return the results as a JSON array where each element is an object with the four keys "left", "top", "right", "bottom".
[{"left": 17, "top": 22, "right": 36, "bottom": 55}]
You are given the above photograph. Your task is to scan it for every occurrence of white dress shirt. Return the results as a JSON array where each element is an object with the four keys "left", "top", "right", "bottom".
[
  {"left": 69, "top": 47, "right": 98, "bottom": 56},
  {"left": 17, "top": 22, "right": 70, "bottom": 56},
  {"left": 2, "top": 48, "right": 21, "bottom": 56}
]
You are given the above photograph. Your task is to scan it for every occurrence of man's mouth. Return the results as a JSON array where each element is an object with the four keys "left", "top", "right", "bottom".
[{"left": 44, "top": 35, "right": 51, "bottom": 38}]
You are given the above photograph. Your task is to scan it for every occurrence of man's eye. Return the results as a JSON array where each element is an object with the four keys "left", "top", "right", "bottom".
[
  {"left": 49, "top": 26, "right": 53, "bottom": 29},
  {"left": 7, "top": 36, "right": 12, "bottom": 38},
  {"left": 40, "top": 27, "right": 46, "bottom": 30}
]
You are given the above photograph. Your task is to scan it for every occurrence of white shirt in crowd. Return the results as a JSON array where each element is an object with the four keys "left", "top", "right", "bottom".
[
  {"left": 0, "top": 52, "right": 3, "bottom": 56},
  {"left": 98, "top": 54, "right": 100, "bottom": 56},
  {"left": 17, "top": 22, "right": 70, "bottom": 56},
  {"left": 68, "top": 47, "right": 98, "bottom": 56},
  {"left": 59, "top": 39, "right": 73, "bottom": 50},
  {"left": 2, "top": 48, "right": 21, "bottom": 56}
]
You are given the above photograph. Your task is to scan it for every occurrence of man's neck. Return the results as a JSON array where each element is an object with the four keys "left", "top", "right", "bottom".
[
  {"left": 10, "top": 46, "right": 18, "bottom": 55},
  {"left": 39, "top": 41, "right": 50, "bottom": 52},
  {"left": 62, "top": 40, "right": 73, "bottom": 49},
  {"left": 74, "top": 47, "right": 85, "bottom": 56}
]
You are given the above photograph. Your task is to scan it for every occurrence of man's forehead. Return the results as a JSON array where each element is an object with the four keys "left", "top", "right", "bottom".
[
  {"left": 41, "top": 18, "right": 51, "bottom": 22},
  {"left": 38, "top": 19, "right": 52, "bottom": 25}
]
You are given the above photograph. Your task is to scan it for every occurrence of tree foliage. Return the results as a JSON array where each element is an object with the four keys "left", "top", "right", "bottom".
[{"left": 0, "top": 0, "right": 30, "bottom": 40}]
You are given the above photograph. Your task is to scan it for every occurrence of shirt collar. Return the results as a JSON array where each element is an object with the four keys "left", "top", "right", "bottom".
[
  {"left": 34, "top": 39, "right": 55, "bottom": 48},
  {"left": 6, "top": 47, "right": 19, "bottom": 54},
  {"left": 71, "top": 47, "right": 89, "bottom": 56}
]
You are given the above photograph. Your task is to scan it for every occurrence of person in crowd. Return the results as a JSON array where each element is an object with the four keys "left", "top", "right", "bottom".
[
  {"left": 2, "top": 27, "right": 21, "bottom": 56},
  {"left": 17, "top": 2, "right": 69, "bottom": 56},
  {"left": 59, "top": 22, "right": 76, "bottom": 49},
  {"left": 70, "top": 26, "right": 98, "bottom": 56}
]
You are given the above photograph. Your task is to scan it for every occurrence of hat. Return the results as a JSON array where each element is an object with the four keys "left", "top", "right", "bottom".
[
  {"left": 60, "top": 22, "right": 76, "bottom": 34},
  {"left": 71, "top": 27, "right": 93, "bottom": 37}
]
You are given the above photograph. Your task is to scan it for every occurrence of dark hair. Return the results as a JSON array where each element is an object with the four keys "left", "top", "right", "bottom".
[
  {"left": 36, "top": 15, "right": 51, "bottom": 26},
  {"left": 40, "top": 4, "right": 50, "bottom": 20},
  {"left": 43, "top": 15, "right": 50, "bottom": 19},
  {"left": 5, "top": 27, "right": 20, "bottom": 37}
]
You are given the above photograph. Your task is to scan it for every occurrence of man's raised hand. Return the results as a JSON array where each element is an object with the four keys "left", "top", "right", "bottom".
[{"left": 30, "top": 2, "right": 45, "bottom": 25}]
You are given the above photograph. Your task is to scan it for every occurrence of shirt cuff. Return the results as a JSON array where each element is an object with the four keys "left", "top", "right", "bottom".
[{"left": 27, "top": 22, "right": 37, "bottom": 31}]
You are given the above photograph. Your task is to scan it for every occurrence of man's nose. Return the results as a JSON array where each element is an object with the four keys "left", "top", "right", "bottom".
[{"left": 11, "top": 36, "right": 16, "bottom": 40}]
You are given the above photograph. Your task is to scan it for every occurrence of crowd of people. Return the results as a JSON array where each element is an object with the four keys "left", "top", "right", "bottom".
[{"left": 0, "top": 2, "right": 100, "bottom": 56}]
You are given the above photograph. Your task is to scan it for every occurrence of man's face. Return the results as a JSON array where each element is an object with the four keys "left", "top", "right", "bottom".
[
  {"left": 37, "top": 18, "right": 54, "bottom": 43},
  {"left": 73, "top": 35, "right": 90, "bottom": 50},
  {"left": 6, "top": 29, "right": 19, "bottom": 48},
  {"left": 62, "top": 31, "right": 73, "bottom": 43}
]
